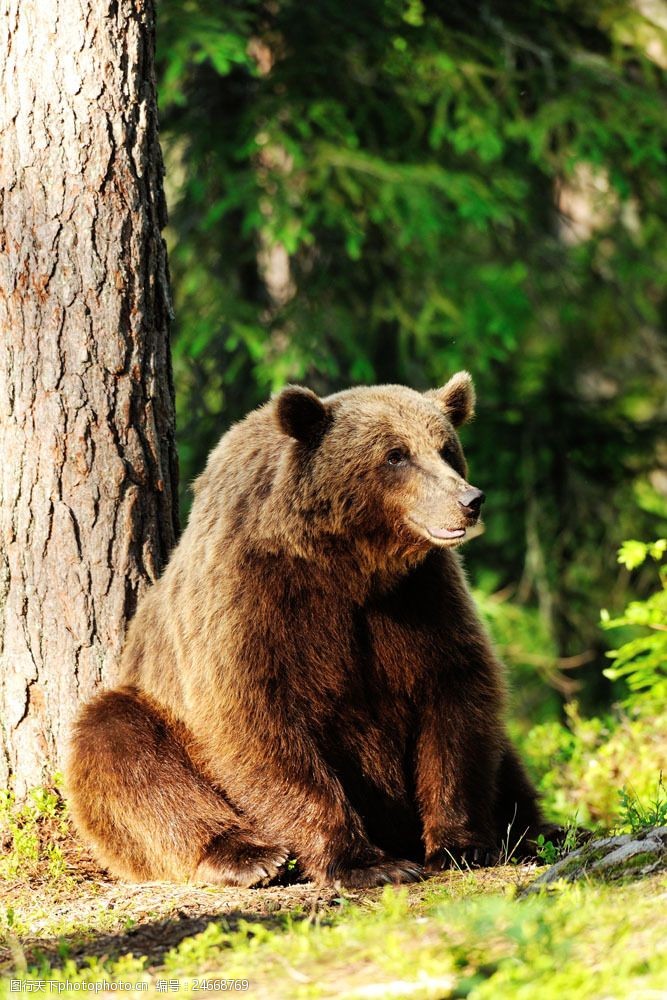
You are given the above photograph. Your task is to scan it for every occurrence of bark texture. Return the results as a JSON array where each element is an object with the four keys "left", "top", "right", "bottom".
[{"left": 0, "top": 0, "right": 178, "bottom": 793}]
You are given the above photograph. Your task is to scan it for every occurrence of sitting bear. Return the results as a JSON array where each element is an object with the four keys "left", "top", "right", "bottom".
[{"left": 67, "top": 373, "right": 543, "bottom": 887}]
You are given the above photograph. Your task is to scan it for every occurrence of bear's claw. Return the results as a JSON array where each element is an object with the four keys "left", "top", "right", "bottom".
[
  {"left": 195, "top": 837, "right": 290, "bottom": 887},
  {"left": 425, "top": 845, "right": 497, "bottom": 871},
  {"left": 334, "top": 858, "right": 424, "bottom": 888}
]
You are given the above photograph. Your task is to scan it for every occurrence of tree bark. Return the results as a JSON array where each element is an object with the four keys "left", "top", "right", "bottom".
[{"left": 0, "top": 0, "right": 178, "bottom": 794}]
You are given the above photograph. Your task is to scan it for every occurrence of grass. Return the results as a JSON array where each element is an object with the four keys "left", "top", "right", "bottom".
[
  {"left": 0, "top": 784, "right": 70, "bottom": 884},
  {"left": 2, "top": 780, "right": 667, "bottom": 999},
  {"left": 2, "top": 873, "right": 666, "bottom": 999}
]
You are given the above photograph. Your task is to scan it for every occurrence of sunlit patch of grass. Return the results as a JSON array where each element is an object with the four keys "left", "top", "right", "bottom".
[
  {"left": 2, "top": 772, "right": 666, "bottom": 999},
  {"left": 0, "top": 778, "right": 73, "bottom": 887},
  {"left": 4, "top": 872, "right": 666, "bottom": 1000}
]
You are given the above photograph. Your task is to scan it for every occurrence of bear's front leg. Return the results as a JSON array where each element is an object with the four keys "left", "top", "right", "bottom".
[
  {"left": 416, "top": 697, "right": 502, "bottom": 871},
  {"left": 205, "top": 711, "right": 423, "bottom": 887},
  {"left": 239, "top": 753, "right": 423, "bottom": 886}
]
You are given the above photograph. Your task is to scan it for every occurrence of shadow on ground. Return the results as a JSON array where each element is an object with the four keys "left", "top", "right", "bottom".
[
  {"left": 1, "top": 854, "right": 544, "bottom": 975},
  {"left": 1, "top": 878, "right": 346, "bottom": 973}
]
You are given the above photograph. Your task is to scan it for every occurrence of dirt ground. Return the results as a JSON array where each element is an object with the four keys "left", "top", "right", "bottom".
[
  {"left": 0, "top": 841, "right": 340, "bottom": 973},
  {"left": 0, "top": 841, "right": 538, "bottom": 975}
]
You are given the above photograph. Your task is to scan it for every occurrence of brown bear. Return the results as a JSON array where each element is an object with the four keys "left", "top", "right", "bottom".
[{"left": 67, "top": 373, "right": 544, "bottom": 887}]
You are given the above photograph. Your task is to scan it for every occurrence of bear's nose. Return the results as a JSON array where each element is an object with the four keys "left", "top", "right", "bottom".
[{"left": 458, "top": 487, "right": 485, "bottom": 513}]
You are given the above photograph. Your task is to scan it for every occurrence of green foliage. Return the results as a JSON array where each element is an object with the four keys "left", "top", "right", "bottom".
[
  {"left": 535, "top": 820, "right": 581, "bottom": 865},
  {"left": 517, "top": 534, "right": 667, "bottom": 830},
  {"left": 535, "top": 832, "right": 559, "bottom": 865},
  {"left": 617, "top": 539, "right": 667, "bottom": 572},
  {"left": 519, "top": 702, "right": 666, "bottom": 827},
  {"left": 601, "top": 538, "right": 667, "bottom": 706},
  {"left": 6, "top": 877, "right": 667, "bottom": 998},
  {"left": 157, "top": 0, "right": 667, "bottom": 704},
  {"left": 617, "top": 774, "right": 667, "bottom": 834},
  {"left": 475, "top": 588, "right": 564, "bottom": 725},
  {"left": 0, "top": 778, "right": 70, "bottom": 883}
]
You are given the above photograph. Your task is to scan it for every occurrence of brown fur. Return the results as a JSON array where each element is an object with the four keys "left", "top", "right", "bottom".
[{"left": 67, "top": 374, "right": 543, "bottom": 886}]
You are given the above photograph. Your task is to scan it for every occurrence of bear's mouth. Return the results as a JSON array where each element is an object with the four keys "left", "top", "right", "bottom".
[
  {"left": 426, "top": 526, "right": 466, "bottom": 540},
  {"left": 408, "top": 519, "right": 468, "bottom": 545}
]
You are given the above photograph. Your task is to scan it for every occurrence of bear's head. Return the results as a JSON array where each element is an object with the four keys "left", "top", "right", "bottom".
[{"left": 274, "top": 373, "right": 484, "bottom": 566}]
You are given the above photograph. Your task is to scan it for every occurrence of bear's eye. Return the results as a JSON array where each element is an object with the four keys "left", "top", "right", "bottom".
[
  {"left": 386, "top": 448, "right": 408, "bottom": 467},
  {"left": 441, "top": 443, "right": 463, "bottom": 473}
]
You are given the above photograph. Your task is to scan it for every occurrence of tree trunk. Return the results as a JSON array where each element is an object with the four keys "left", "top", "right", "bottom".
[{"left": 0, "top": 0, "right": 178, "bottom": 794}]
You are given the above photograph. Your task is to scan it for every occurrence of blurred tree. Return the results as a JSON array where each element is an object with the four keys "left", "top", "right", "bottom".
[
  {"left": 0, "top": 0, "right": 178, "bottom": 792},
  {"left": 157, "top": 0, "right": 667, "bottom": 708}
]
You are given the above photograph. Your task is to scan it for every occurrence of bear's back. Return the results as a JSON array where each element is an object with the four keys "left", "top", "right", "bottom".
[{"left": 119, "top": 404, "right": 288, "bottom": 703}]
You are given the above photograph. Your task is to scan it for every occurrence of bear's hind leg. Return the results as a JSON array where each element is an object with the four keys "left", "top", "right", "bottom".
[{"left": 67, "top": 687, "right": 288, "bottom": 885}]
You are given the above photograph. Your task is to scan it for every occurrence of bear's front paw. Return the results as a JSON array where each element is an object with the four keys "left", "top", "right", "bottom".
[
  {"left": 195, "top": 834, "right": 290, "bottom": 887},
  {"left": 425, "top": 844, "right": 498, "bottom": 872},
  {"left": 331, "top": 857, "right": 424, "bottom": 888}
]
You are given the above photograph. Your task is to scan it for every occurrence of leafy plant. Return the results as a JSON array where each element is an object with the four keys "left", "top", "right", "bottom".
[
  {"left": 0, "top": 778, "right": 71, "bottom": 884},
  {"left": 601, "top": 539, "right": 667, "bottom": 706},
  {"left": 520, "top": 701, "right": 666, "bottom": 828},
  {"left": 157, "top": 0, "right": 667, "bottom": 710},
  {"left": 535, "top": 833, "right": 559, "bottom": 865},
  {"left": 535, "top": 819, "right": 581, "bottom": 865},
  {"left": 617, "top": 774, "right": 667, "bottom": 835}
]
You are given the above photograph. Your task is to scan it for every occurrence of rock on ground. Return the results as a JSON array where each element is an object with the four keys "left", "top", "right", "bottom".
[{"left": 531, "top": 826, "right": 667, "bottom": 887}]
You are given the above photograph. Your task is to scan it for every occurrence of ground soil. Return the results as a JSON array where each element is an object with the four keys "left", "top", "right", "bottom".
[{"left": 0, "top": 842, "right": 538, "bottom": 974}]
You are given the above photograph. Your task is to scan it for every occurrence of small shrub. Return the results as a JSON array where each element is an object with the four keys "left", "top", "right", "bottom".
[
  {"left": 520, "top": 702, "right": 666, "bottom": 828},
  {"left": 535, "top": 819, "right": 582, "bottom": 865},
  {"left": 0, "top": 776, "right": 72, "bottom": 885},
  {"left": 617, "top": 774, "right": 667, "bottom": 835},
  {"left": 520, "top": 536, "right": 667, "bottom": 833},
  {"left": 601, "top": 538, "right": 667, "bottom": 708}
]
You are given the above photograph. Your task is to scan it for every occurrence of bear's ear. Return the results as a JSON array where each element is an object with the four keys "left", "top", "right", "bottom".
[
  {"left": 275, "top": 386, "right": 330, "bottom": 444},
  {"left": 426, "top": 371, "right": 475, "bottom": 427}
]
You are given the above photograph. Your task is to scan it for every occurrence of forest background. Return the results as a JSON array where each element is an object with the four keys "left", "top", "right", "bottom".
[
  {"left": 1, "top": 2, "right": 666, "bottom": 995},
  {"left": 157, "top": 0, "right": 666, "bottom": 830}
]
